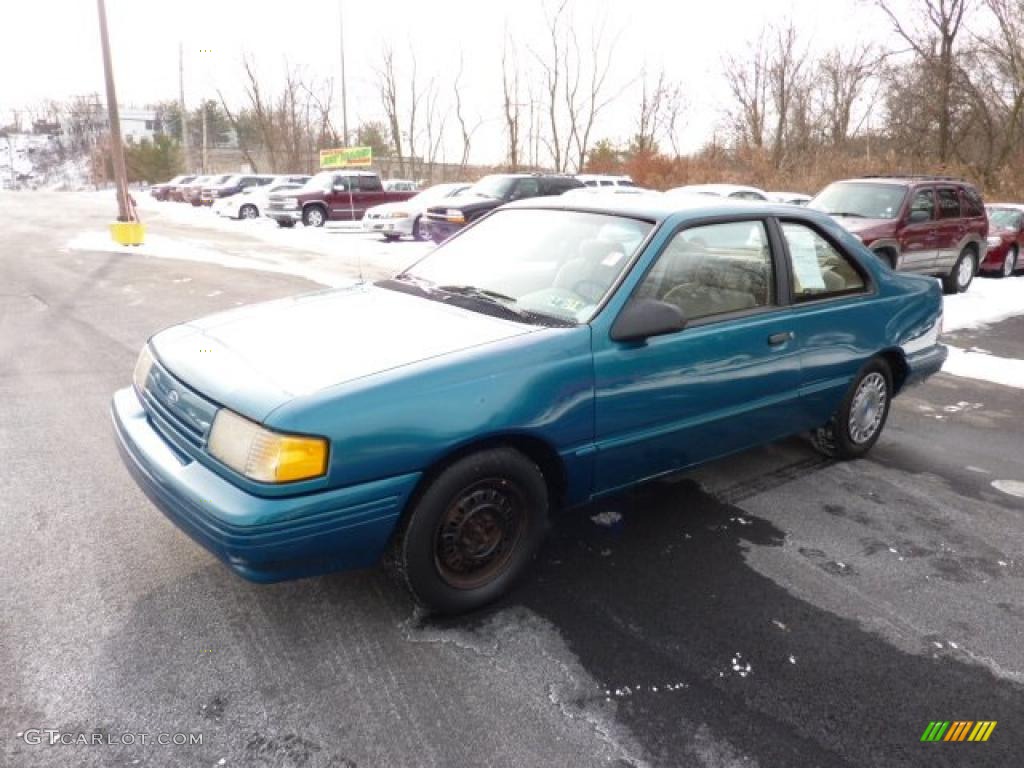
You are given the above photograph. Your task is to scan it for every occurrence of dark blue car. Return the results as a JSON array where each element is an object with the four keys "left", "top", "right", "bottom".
[{"left": 112, "top": 195, "right": 946, "bottom": 613}]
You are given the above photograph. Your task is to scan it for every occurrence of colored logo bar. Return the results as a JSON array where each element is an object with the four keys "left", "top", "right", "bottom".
[{"left": 921, "top": 721, "right": 997, "bottom": 742}]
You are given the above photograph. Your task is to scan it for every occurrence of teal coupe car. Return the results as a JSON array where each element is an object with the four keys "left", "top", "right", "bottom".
[{"left": 112, "top": 195, "right": 946, "bottom": 613}]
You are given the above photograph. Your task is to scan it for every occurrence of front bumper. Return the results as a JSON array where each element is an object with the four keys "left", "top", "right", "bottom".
[
  {"left": 427, "top": 218, "right": 463, "bottom": 243},
  {"left": 362, "top": 216, "right": 414, "bottom": 236},
  {"left": 266, "top": 209, "right": 302, "bottom": 223},
  {"left": 111, "top": 387, "right": 420, "bottom": 582}
]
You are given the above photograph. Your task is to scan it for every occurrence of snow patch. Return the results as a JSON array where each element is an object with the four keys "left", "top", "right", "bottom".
[
  {"left": 943, "top": 275, "right": 1024, "bottom": 331},
  {"left": 943, "top": 346, "right": 1024, "bottom": 390},
  {"left": 992, "top": 480, "right": 1024, "bottom": 498}
]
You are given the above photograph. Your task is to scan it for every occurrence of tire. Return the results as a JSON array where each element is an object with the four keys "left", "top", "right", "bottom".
[
  {"left": 275, "top": 219, "right": 295, "bottom": 228},
  {"left": 382, "top": 233, "right": 399, "bottom": 242},
  {"left": 998, "top": 246, "right": 1018, "bottom": 278},
  {"left": 239, "top": 204, "right": 258, "bottom": 220},
  {"left": 303, "top": 206, "right": 326, "bottom": 227},
  {"left": 413, "top": 216, "right": 428, "bottom": 241},
  {"left": 942, "top": 246, "right": 977, "bottom": 294},
  {"left": 810, "top": 358, "right": 893, "bottom": 460},
  {"left": 393, "top": 447, "right": 549, "bottom": 615}
]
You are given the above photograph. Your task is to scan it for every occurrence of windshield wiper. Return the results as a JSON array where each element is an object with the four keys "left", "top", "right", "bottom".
[
  {"left": 438, "top": 284, "right": 518, "bottom": 303},
  {"left": 827, "top": 211, "right": 867, "bottom": 218}
]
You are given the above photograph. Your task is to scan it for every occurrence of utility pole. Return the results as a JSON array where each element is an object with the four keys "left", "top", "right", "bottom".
[
  {"left": 96, "top": 0, "right": 131, "bottom": 221},
  {"left": 338, "top": 0, "right": 348, "bottom": 146},
  {"left": 179, "top": 42, "right": 189, "bottom": 170},
  {"left": 201, "top": 102, "right": 208, "bottom": 173}
]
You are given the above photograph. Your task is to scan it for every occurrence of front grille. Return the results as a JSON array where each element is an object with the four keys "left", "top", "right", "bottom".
[{"left": 139, "top": 361, "right": 218, "bottom": 451}]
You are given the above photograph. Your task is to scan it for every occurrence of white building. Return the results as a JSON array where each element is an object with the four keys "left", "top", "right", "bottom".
[{"left": 116, "top": 109, "right": 159, "bottom": 143}]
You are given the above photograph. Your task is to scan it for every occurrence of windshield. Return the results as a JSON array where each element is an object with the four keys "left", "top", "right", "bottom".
[
  {"left": 304, "top": 171, "right": 335, "bottom": 191},
  {"left": 469, "top": 175, "right": 517, "bottom": 199},
  {"left": 989, "top": 208, "right": 1023, "bottom": 229},
  {"left": 397, "top": 209, "right": 654, "bottom": 324},
  {"left": 409, "top": 184, "right": 465, "bottom": 205},
  {"left": 809, "top": 182, "right": 907, "bottom": 219}
]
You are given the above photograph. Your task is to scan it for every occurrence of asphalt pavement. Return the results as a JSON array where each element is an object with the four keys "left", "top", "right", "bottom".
[{"left": 2, "top": 191, "right": 1023, "bottom": 767}]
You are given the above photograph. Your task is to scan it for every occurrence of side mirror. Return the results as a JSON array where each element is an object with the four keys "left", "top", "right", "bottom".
[
  {"left": 908, "top": 209, "right": 931, "bottom": 224},
  {"left": 610, "top": 299, "right": 686, "bottom": 343},
  {"left": 332, "top": 183, "right": 348, "bottom": 192}
]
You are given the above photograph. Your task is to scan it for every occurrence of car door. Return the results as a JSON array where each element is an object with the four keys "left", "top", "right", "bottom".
[
  {"left": 328, "top": 175, "right": 355, "bottom": 220},
  {"left": 933, "top": 186, "right": 965, "bottom": 271},
  {"left": 775, "top": 218, "right": 874, "bottom": 427},
  {"left": 591, "top": 218, "right": 805, "bottom": 494},
  {"left": 898, "top": 187, "right": 938, "bottom": 272},
  {"left": 355, "top": 175, "right": 386, "bottom": 219}
]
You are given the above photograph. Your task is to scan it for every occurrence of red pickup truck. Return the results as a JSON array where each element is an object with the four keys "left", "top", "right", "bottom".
[{"left": 264, "top": 170, "right": 416, "bottom": 228}]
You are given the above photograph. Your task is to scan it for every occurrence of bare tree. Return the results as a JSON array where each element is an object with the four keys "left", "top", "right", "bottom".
[
  {"left": 723, "top": 33, "right": 770, "bottom": 148},
  {"left": 818, "top": 43, "right": 878, "bottom": 146},
  {"left": 378, "top": 45, "right": 405, "bottom": 176},
  {"left": 633, "top": 67, "right": 684, "bottom": 156},
  {"left": 501, "top": 31, "right": 522, "bottom": 169},
  {"left": 877, "top": 0, "right": 970, "bottom": 163},
  {"left": 452, "top": 54, "right": 481, "bottom": 174},
  {"left": 768, "top": 23, "right": 809, "bottom": 168}
]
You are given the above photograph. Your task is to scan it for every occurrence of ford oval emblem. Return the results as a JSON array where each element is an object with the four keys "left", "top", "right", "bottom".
[{"left": 167, "top": 389, "right": 180, "bottom": 405}]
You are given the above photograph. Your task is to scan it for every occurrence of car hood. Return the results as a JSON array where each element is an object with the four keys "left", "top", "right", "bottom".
[
  {"left": 830, "top": 216, "right": 896, "bottom": 238},
  {"left": 430, "top": 194, "right": 499, "bottom": 213},
  {"left": 150, "top": 284, "right": 537, "bottom": 422}
]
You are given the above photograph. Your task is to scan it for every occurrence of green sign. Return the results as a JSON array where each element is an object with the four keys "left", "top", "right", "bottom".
[{"left": 320, "top": 146, "right": 373, "bottom": 168}]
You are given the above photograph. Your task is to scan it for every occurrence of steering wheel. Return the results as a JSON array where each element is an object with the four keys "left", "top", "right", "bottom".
[{"left": 572, "top": 279, "right": 606, "bottom": 303}]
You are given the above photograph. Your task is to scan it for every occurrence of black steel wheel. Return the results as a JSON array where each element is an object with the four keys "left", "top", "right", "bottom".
[{"left": 393, "top": 447, "right": 548, "bottom": 614}]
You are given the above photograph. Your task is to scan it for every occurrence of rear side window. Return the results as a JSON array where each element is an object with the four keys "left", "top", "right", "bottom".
[
  {"left": 937, "top": 188, "right": 961, "bottom": 219},
  {"left": 359, "top": 176, "right": 383, "bottom": 192},
  {"left": 962, "top": 187, "right": 984, "bottom": 217},
  {"left": 635, "top": 221, "right": 774, "bottom": 322},
  {"left": 511, "top": 179, "right": 541, "bottom": 199},
  {"left": 781, "top": 221, "right": 866, "bottom": 301}
]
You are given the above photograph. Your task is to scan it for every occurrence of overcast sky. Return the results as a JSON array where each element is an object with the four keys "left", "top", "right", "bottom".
[{"left": 2, "top": 0, "right": 912, "bottom": 162}]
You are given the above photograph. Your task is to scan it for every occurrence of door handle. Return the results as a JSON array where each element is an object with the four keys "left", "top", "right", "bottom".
[{"left": 768, "top": 332, "right": 794, "bottom": 346}]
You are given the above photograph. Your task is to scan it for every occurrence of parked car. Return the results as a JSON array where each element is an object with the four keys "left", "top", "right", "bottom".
[
  {"left": 168, "top": 175, "right": 206, "bottom": 202},
  {"left": 424, "top": 173, "right": 584, "bottom": 243},
  {"left": 264, "top": 170, "right": 418, "bottom": 228},
  {"left": 384, "top": 179, "right": 418, "bottom": 192},
  {"left": 112, "top": 195, "right": 946, "bottom": 614},
  {"left": 768, "top": 191, "right": 812, "bottom": 205},
  {"left": 214, "top": 180, "right": 306, "bottom": 220},
  {"left": 200, "top": 174, "right": 276, "bottom": 205},
  {"left": 981, "top": 204, "right": 1024, "bottom": 277},
  {"left": 667, "top": 183, "right": 770, "bottom": 201},
  {"left": 575, "top": 174, "right": 637, "bottom": 188},
  {"left": 151, "top": 174, "right": 195, "bottom": 201},
  {"left": 362, "top": 182, "right": 471, "bottom": 241},
  {"left": 808, "top": 175, "right": 989, "bottom": 294}
]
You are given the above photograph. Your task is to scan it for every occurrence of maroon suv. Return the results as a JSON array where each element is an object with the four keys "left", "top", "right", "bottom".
[
  {"left": 264, "top": 170, "right": 416, "bottom": 228},
  {"left": 809, "top": 176, "right": 989, "bottom": 293},
  {"left": 982, "top": 204, "right": 1024, "bottom": 278}
]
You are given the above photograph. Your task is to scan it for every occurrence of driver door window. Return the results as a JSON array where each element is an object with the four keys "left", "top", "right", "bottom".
[
  {"left": 634, "top": 221, "right": 774, "bottom": 322},
  {"left": 909, "top": 189, "right": 935, "bottom": 222},
  {"left": 510, "top": 179, "right": 540, "bottom": 200}
]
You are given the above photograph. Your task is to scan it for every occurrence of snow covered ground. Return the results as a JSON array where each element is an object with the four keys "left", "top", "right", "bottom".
[{"left": 942, "top": 275, "right": 1024, "bottom": 389}]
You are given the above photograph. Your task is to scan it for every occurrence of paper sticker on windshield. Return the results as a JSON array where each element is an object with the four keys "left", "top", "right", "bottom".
[
  {"left": 787, "top": 229, "right": 826, "bottom": 291},
  {"left": 602, "top": 251, "right": 624, "bottom": 267}
]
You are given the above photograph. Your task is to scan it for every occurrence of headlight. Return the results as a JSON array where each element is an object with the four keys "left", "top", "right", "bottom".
[
  {"left": 987, "top": 236, "right": 1002, "bottom": 247},
  {"left": 207, "top": 409, "right": 328, "bottom": 483},
  {"left": 446, "top": 209, "right": 465, "bottom": 223},
  {"left": 133, "top": 345, "right": 154, "bottom": 394},
  {"left": 385, "top": 211, "right": 410, "bottom": 219}
]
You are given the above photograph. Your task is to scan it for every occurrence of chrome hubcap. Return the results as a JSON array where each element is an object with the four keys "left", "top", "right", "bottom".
[
  {"left": 848, "top": 372, "right": 887, "bottom": 444},
  {"left": 958, "top": 254, "right": 974, "bottom": 287},
  {"left": 308, "top": 210, "right": 323, "bottom": 226},
  {"left": 243, "top": 206, "right": 256, "bottom": 219}
]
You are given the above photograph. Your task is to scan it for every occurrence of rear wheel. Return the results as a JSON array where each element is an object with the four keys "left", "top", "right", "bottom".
[
  {"left": 943, "top": 247, "right": 977, "bottom": 294},
  {"left": 239, "top": 204, "right": 258, "bottom": 220},
  {"left": 303, "top": 206, "right": 326, "bottom": 227},
  {"left": 811, "top": 358, "right": 893, "bottom": 460},
  {"left": 393, "top": 447, "right": 549, "bottom": 615},
  {"left": 999, "top": 246, "right": 1018, "bottom": 278}
]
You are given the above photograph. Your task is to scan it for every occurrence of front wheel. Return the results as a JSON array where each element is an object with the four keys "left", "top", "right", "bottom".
[
  {"left": 303, "top": 206, "right": 326, "bottom": 227},
  {"left": 943, "top": 247, "right": 977, "bottom": 294},
  {"left": 239, "top": 204, "right": 258, "bottom": 220},
  {"left": 810, "top": 359, "right": 893, "bottom": 460},
  {"left": 999, "top": 246, "right": 1018, "bottom": 278},
  {"left": 413, "top": 216, "right": 428, "bottom": 241},
  {"left": 393, "top": 447, "right": 549, "bottom": 615}
]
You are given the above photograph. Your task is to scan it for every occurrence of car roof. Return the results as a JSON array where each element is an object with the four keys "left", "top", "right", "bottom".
[
  {"left": 504, "top": 191, "right": 831, "bottom": 224},
  {"left": 667, "top": 183, "right": 767, "bottom": 196},
  {"left": 988, "top": 203, "right": 1024, "bottom": 211},
  {"left": 830, "top": 177, "right": 971, "bottom": 187}
]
